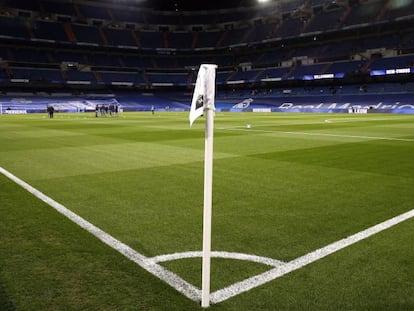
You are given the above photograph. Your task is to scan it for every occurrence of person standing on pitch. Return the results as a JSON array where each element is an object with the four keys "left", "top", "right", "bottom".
[{"left": 47, "top": 105, "right": 54, "bottom": 118}]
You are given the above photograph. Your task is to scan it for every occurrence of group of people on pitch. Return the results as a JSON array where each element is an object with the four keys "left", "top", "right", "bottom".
[{"left": 95, "top": 104, "right": 120, "bottom": 117}]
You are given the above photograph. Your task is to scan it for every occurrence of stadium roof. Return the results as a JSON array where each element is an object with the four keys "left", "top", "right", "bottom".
[{"left": 84, "top": 0, "right": 269, "bottom": 11}]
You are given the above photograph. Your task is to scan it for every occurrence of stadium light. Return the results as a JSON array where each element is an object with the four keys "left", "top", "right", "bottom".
[{"left": 257, "top": 0, "right": 270, "bottom": 3}]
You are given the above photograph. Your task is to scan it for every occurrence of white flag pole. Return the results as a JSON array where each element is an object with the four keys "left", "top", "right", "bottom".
[
  {"left": 189, "top": 64, "right": 217, "bottom": 308},
  {"left": 201, "top": 101, "right": 214, "bottom": 308}
]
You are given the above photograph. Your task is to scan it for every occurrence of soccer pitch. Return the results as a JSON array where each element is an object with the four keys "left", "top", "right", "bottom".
[{"left": 1, "top": 112, "right": 413, "bottom": 310}]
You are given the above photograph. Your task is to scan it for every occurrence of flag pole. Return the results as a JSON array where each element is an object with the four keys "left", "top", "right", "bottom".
[
  {"left": 201, "top": 102, "right": 214, "bottom": 308},
  {"left": 189, "top": 64, "right": 217, "bottom": 308}
]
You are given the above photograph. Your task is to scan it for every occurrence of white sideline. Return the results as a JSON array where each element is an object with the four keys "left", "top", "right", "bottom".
[
  {"left": 210, "top": 208, "right": 414, "bottom": 304},
  {"left": 0, "top": 166, "right": 201, "bottom": 302},
  {"left": 280, "top": 131, "right": 414, "bottom": 142},
  {"left": 219, "top": 126, "right": 414, "bottom": 142}
]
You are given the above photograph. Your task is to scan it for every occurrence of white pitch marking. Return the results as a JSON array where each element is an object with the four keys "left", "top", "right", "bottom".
[
  {"left": 210, "top": 208, "right": 414, "bottom": 304},
  {"left": 218, "top": 127, "right": 414, "bottom": 142},
  {"left": 151, "top": 251, "right": 285, "bottom": 267},
  {"left": 216, "top": 115, "right": 413, "bottom": 131},
  {"left": 0, "top": 166, "right": 201, "bottom": 302},
  {"left": 279, "top": 131, "right": 414, "bottom": 142}
]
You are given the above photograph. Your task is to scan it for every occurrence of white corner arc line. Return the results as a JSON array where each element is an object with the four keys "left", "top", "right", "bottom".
[
  {"left": 151, "top": 251, "right": 285, "bottom": 267},
  {"left": 0, "top": 166, "right": 201, "bottom": 302},
  {"left": 210, "top": 208, "right": 414, "bottom": 304}
]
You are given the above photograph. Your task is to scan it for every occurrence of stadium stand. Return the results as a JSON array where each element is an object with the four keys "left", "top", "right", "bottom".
[
  {"left": 104, "top": 27, "right": 138, "bottom": 47},
  {"left": 71, "top": 23, "right": 103, "bottom": 45},
  {"left": 0, "top": 16, "right": 30, "bottom": 39},
  {"left": 0, "top": 0, "right": 413, "bottom": 114},
  {"left": 32, "top": 20, "right": 68, "bottom": 42},
  {"left": 78, "top": 3, "right": 111, "bottom": 20},
  {"left": 42, "top": 0, "right": 77, "bottom": 16}
]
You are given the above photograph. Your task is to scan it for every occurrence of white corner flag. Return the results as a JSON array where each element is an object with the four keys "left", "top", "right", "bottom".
[
  {"left": 189, "top": 64, "right": 217, "bottom": 127},
  {"left": 189, "top": 64, "right": 217, "bottom": 308}
]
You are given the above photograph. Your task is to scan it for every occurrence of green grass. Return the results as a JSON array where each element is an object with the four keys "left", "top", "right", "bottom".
[{"left": 1, "top": 112, "right": 413, "bottom": 310}]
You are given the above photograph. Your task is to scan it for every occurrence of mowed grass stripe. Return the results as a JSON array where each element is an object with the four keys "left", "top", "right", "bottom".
[
  {"left": 211, "top": 156, "right": 412, "bottom": 259},
  {"left": 1, "top": 112, "right": 413, "bottom": 310},
  {"left": 0, "top": 140, "right": 238, "bottom": 180},
  {"left": 251, "top": 140, "right": 414, "bottom": 178},
  {"left": 31, "top": 164, "right": 206, "bottom": 256},
  {"left": 1, "top": 113, "right": 412, "bottom": 258},
  {"left": 0, "top": 173, "right": 197, "bottom": 311}
]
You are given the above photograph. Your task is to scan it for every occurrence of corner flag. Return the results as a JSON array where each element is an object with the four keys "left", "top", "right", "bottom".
[
  {"left": 189, "top": 64, "right": 217, "bottom": 127},
  {"left": 189, "top": 64, "right": 217, "bottom": 308}
]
